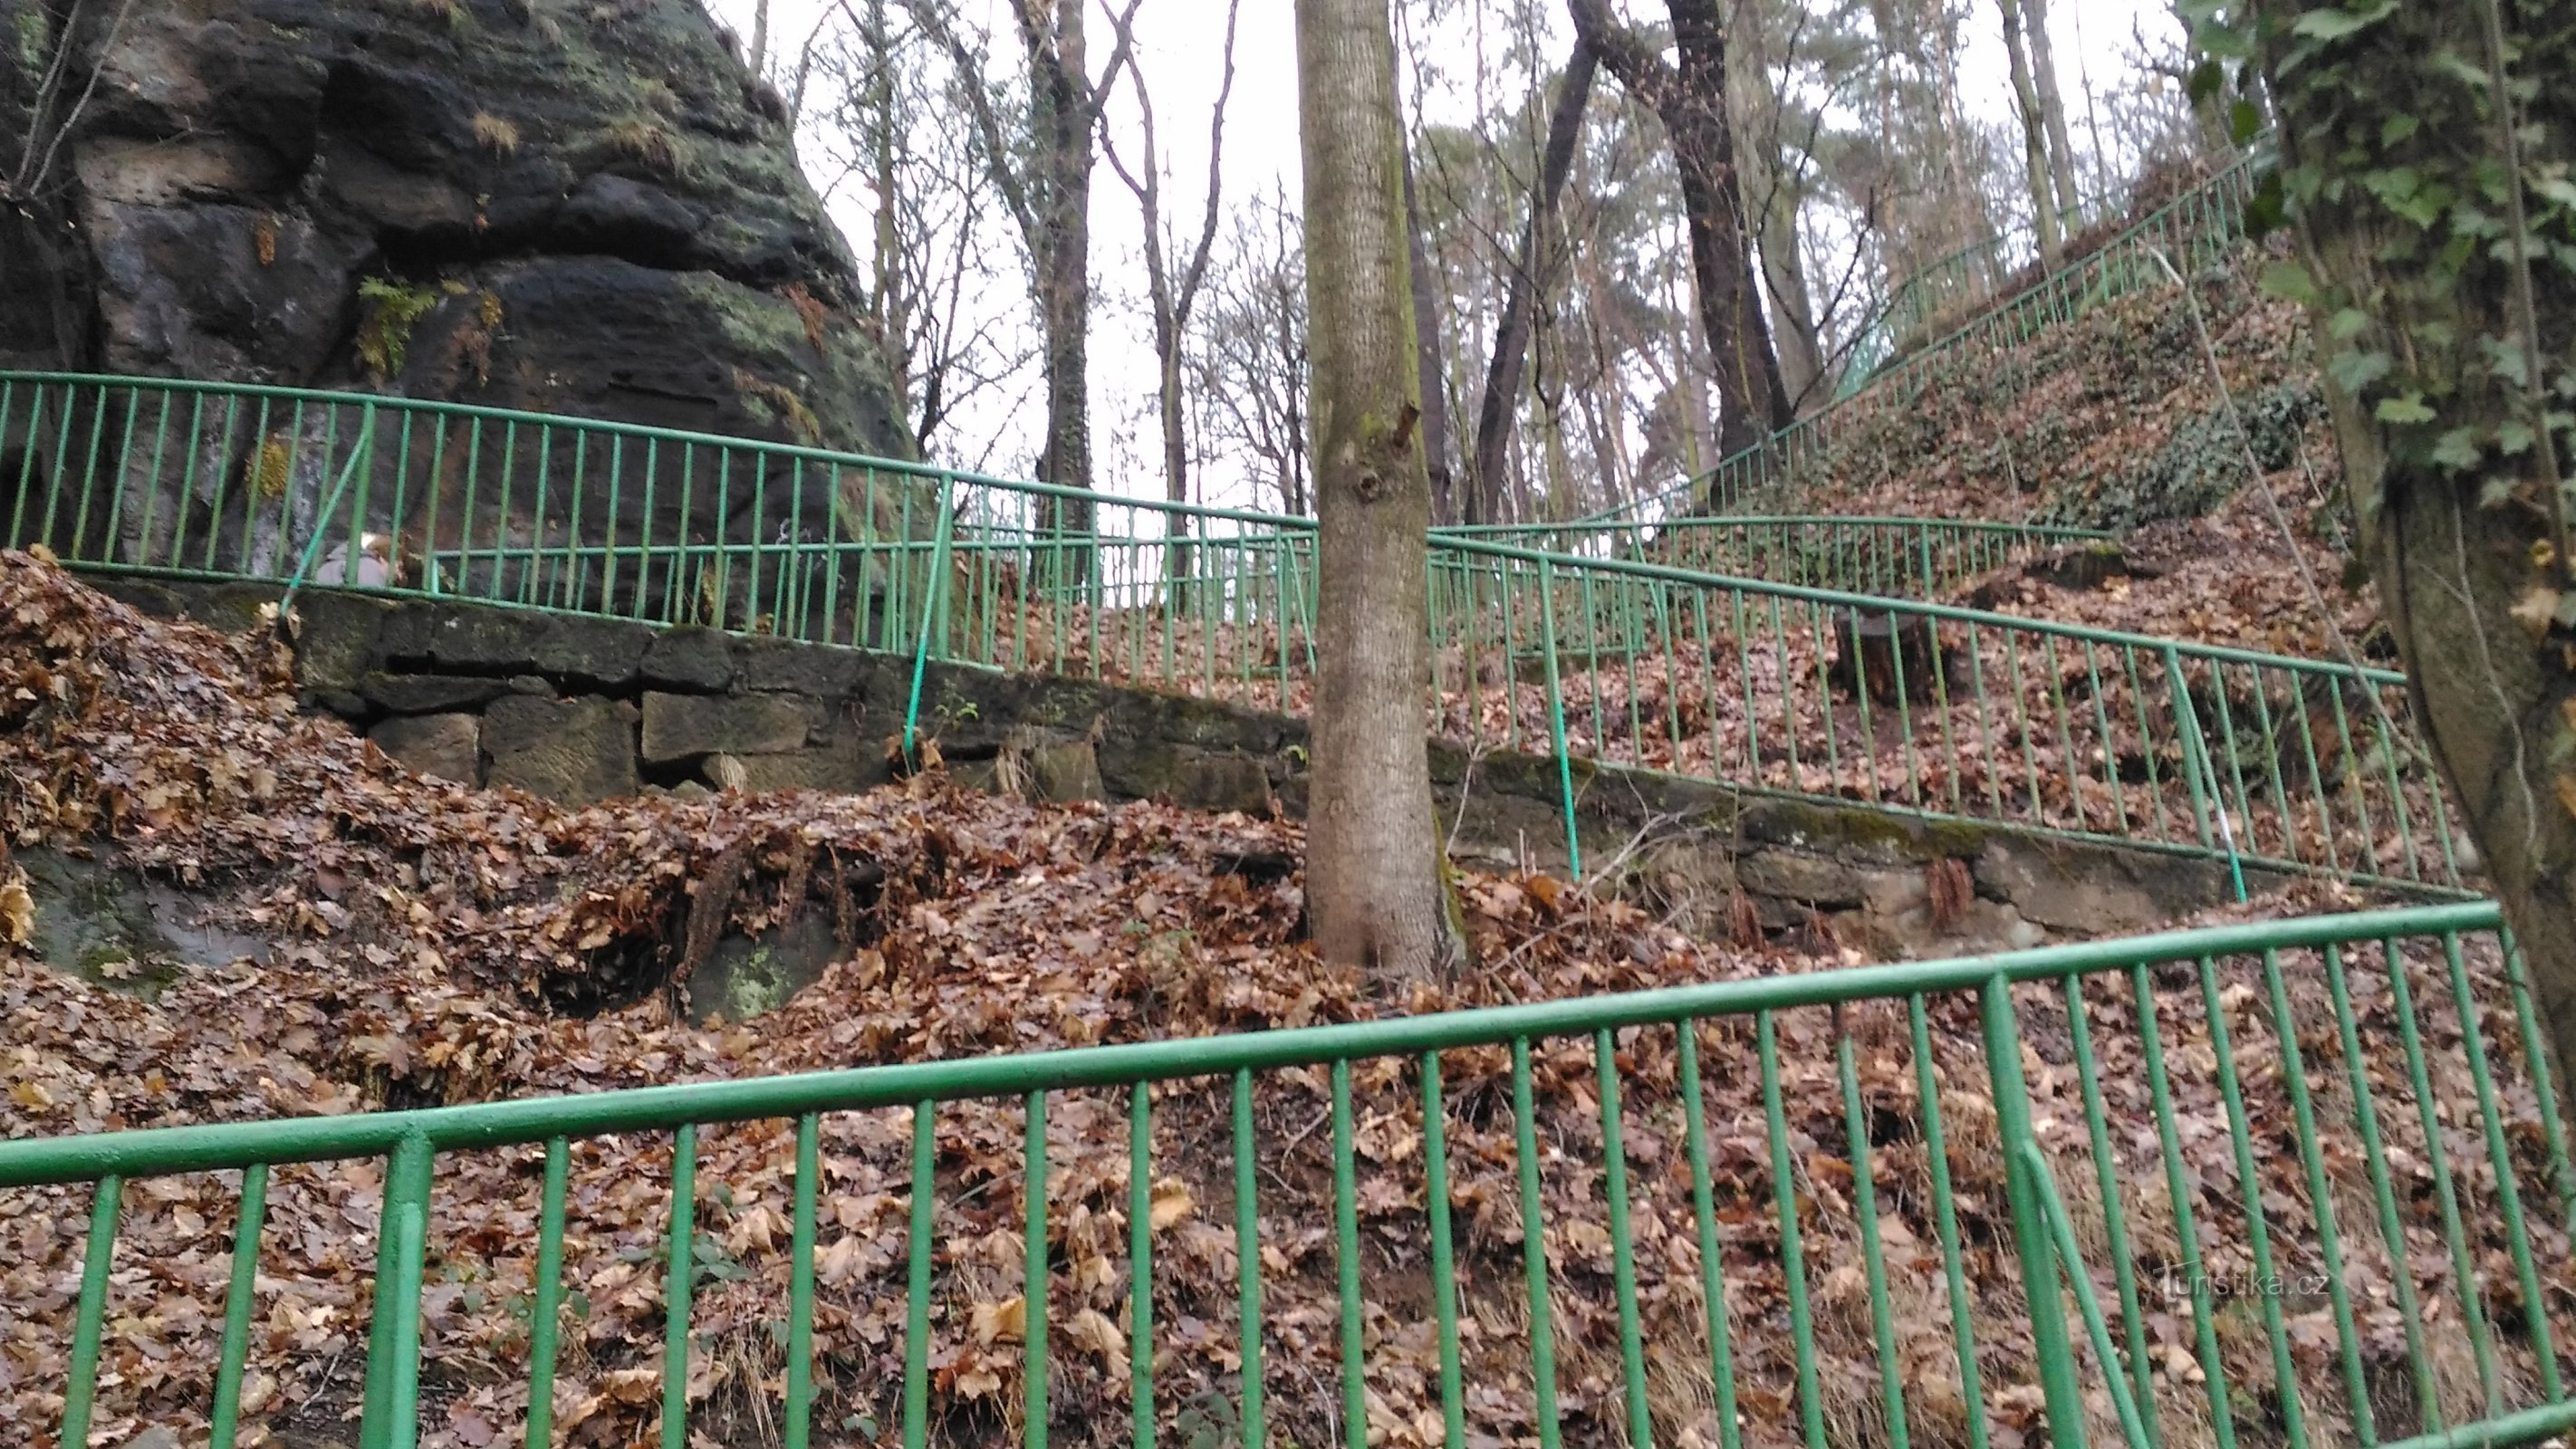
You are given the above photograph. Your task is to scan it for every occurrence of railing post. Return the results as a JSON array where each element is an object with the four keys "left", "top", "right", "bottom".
[
  {"left": 902, "top": 471, "right": 957, "bottom": 762},
  {"left": 358, "top": 1132, "right": 434, "bottom": 1449},
  {"left": 1537, "top": 557, "right": 1582, "bottom": 878},
  {"left": 1981, "top": 975, "right": 2091, "bottom": 1449}
]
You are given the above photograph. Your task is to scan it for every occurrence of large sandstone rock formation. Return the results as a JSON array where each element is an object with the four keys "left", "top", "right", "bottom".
[
  {"left": 2, "top": 0, "right": 923, "bottom": 636},
  {"left": 2, "top": 0, "right": 908, "bottom": 457}
]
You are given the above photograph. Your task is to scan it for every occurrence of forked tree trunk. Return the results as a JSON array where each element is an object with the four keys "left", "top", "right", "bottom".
[
  {"left": 2023, "top": 0, "right": 2081, "bottom": 233},
  {"left": 1295, "top": 0, "right": 1459, "bottom": 985},
  {"left": 1569, "top": 0, "right": 1792, "bottom": 465},
  {"left": 1995, "top": 0, "right": 2062, "bottom": 270},
  {"left": 2257, "top": 0, "right": 2576, "bottom": 1118},
  {"left": 1727, "top": 0, "right": 1824, "bottom": 411}
]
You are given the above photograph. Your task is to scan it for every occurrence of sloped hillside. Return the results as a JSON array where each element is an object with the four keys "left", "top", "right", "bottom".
[{"left": 0, "top": 555, "right": 2565, "bottom": 1449}]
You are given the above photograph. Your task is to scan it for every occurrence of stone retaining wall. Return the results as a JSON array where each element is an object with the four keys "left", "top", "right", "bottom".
[{"left": 101, "top": 579, "right": 2367, "bottom": 959}]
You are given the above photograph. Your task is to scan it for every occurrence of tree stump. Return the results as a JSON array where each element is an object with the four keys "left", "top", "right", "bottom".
[{"left": 1826, "top": 608, "right": 1943, "bottom": 706}]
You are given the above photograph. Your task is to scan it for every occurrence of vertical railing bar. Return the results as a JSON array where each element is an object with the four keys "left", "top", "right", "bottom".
[
  {"left": 1980, "top": 978, "right": 2089, "bottom": 1449},
  {"left": 60, "top": 1174, "right": 123, "bottom": 1449},
  {"left": 1908, "top": 996, "right": 1994, "bottom": 1449},
  {"left": 2321, "top": 943, "right": 2444, "bottom": 1434},
  {"left": 1233, "top": 1068, "right": 1265, "bottom": 1447},
  {"left": 903, "top": 1100, "right": 937, "bottom": 1449},
  {"left": 209, "top": 1163, "right": 272, "bottom": 1449},
  {"left": 1025, "top": 1089, "right": 1051, "bottom": 1449},
  {"left": 1510, "top": 1037, "right": 1562, "bottom": 1449},
  {"left": 1422, "top": 1052, "right": 1466, "bottom": 1449},
  {"left": 660, "top": 1124, "right": 698, "bottom": 1449},
  {"left": 1836, "top": 1014, "right": 1912, "bottom": 1449},
  {"left": 1759, "top": 1011, "right": 1828, "bottom": 1449},
  {"left": 524, "top": 1137, "right": 570, "bottom": 1449},
  {"left": 783, "top": 1113, "right": 822, "bottom": 1449},
  {"left": 1331, "top": 1060, "right": 1366, "bottom": 1449}
]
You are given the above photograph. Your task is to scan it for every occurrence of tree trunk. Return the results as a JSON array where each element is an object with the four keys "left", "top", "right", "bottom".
[
  {"left": 1295, "top": 0, "right": 1458, "bottom": 986},
  {"left": 1569, "top": 0, "right": 1790, "bottom": 468},
  {"left": 1472, "top": 41, "right": 1595, "bottom": 526},
  {"left": 2023, "top": 0, "right": 2081, "bottom": 234},
  {"left": 1726, "top": 0, "right": 1824, "bottom": 412},
  {"left": 1402, "top": 158, "right": 1456, "bottom": 526},
  {"left": 1994, "top": 0, "right": 2062, "bottom": 270},
  {"left": 2254, "top": 0, "right": 2576, "bottom": 1119}
]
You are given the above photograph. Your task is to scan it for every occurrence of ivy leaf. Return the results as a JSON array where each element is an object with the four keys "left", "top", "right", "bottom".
[
  {"left": 2380, "top": 114, "right": 2421, "bottom": 149},
  {"left": 2501, "top": 421, "right": 2537, "bottom": 456},
  {"left": 2329, "top": 348, "right": 2392, "bottom": 392},
  {"left": 2187, "top": 58, "right": 2227, "bottom": 102},
  {"left": 2430, "top": 49, "right": 2492, "bottom": 91},
  {"left": 2375, "top": 394, "right": 2437, "bottom": 426},
  {"left": 2230, "top": 100, "right": 2263, "bottom": 147},
  {"left": 2431, "top": 428, "right": 2483, "bottom": 471},
  {"left": 2292, "top": 1, "right": 2395, "bottom": 40},
  {"left": 2260, "top": 262, "right": 2321, "bottom": 305}
]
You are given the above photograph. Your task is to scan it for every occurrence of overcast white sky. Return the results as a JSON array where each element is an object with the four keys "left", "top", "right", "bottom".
[{"left": 705, "top": 0, "right": 2187, "bottom": 505}]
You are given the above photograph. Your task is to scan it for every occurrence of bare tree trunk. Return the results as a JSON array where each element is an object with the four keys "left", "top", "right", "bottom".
[
  {"left": 1402, "top": 158, "right": 1457, "bottom": 525},
  {"left": 1727, "top": 0, "right": 1824, "bottom": 411},
  {"left": 903, "top": 0, "right": 1143, "bottom": 573},
  {"left": 1472, "top": 41, "right": 1595, "bottom": 525},
  {"left": 2255, "top": 0, "right": 2576, "bottom": 1124},
  {"left": 1995, "top": 0, "right": 2062, "bottom": 269},
  {"left": 1296, "top": 0, "right": 1458, "bottom": 986},
  {"left": 2023, "top": 0, "right": 2081, "bottom": 233},
  {"left": 1568, "top": 0, "right": 1789, "bottom": 468},
  {"left": 1101, "top": 0, "right": 1242, "bottom": 604}
]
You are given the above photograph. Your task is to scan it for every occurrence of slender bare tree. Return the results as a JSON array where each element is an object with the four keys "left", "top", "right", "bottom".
[
  {"left": 1098, "top": 0, "right": 1243, "bottom": 596},
  {"left": 1470, "top": 39, "right": 1598, "bottom": 523},
  {"left": 898, "top": 0, "right": 1141, "bottom": 557}
]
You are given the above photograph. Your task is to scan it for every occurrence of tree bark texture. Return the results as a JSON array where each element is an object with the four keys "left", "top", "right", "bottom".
[
  {"left": 1994, "top": 0, "right": 2062, "bottom": 269},
  {"left": 2256, "top": 0, "right": 2576, "bottom": 1119},
  {"left": 2023, "top": 0, "right": 2081, "bottom": 232},
  {"left": 1568, "top": 0, "right": 1791, "bottom": 465},
  {"left": 1295, "top": 0, "right": 1457, "bottom": 985},
  {"left": 1472, "top": 40, "right": 1597, "bottom": 526}
]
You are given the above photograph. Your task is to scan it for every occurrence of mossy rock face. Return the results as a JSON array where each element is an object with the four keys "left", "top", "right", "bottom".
[
  {"left": 15, "top": 849, "right": 271, "bottom": 996},
  {"left": 684, "top": 913, "right": 842, "bottom": 1025}
]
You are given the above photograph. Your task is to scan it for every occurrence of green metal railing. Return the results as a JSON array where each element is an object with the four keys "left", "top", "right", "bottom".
[
  {"left": 0, "top": 370, "right": 2463, "bottom": 895},
  {"left": 1431, "top": 515, "right": 2113, "bottom": 600},
  {"left": 4, "top": 903, "right": 2570, "bottom": 1449},
  {"left": 1424, "top": 537, "right": 2465, "bottom": 890},
  {"left": 1548, "top": 149, "right": 2266, "bottom": 531}
]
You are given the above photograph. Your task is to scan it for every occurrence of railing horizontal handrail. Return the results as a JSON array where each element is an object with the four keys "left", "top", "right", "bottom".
[
  {"left": 0, "top": 370, "right": 1314, "bottom": 533},
  {"left": 1433, "top": 514, "right": 2118, "bottom": 540},
  {"left": 0, "top": 899, "right": 2500, "bottom": 1188},
  {"left": 1436, "top": 534, "right": 2410, "bottom": 683}
]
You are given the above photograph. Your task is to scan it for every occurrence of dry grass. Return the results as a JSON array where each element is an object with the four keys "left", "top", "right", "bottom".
[
  {"left": 471, "top": 110, "right": 521, "bottom": 157},
  {"left": 606, "top": 117, "right": 681, "bottom": 177}
]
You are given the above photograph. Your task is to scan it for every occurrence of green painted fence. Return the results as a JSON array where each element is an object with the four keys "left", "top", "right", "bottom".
[
  {"left": 0, "top": 371, "right": 2465, "bottom": 894},
  {"left": 3, "top": 902, "right": 2571, "bottom": 1449}
]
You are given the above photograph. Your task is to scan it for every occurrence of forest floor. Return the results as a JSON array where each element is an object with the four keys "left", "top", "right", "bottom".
[{"left": 0, "top": 553, "right": 2568, "bottom": 1449}]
